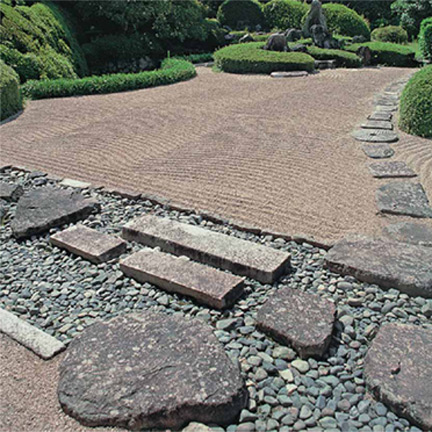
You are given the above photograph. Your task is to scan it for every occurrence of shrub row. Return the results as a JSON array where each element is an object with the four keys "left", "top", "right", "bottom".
[
  {"left": 174, "top": 53, "right": 214, "bottom": 63},
  {"left": 0, "top": 60, "right": 23, "bottom": 121},
  {"left": 371, "top": 25, "right": 408, "bottom": 44},
  {"left": 22, "top": 59, "right": 196, "bottom": 100},
  {"left": 214, "top": 42, "right": 315, "bottom": 74},
  {"left": 306, "top": 46, "right": 362, "bottom": 68},
  {"left": 419, "top": 17, "right": 432, "bottom": 61},
  {"left": 399, "top": 65, "right": 432, "bottom": 138}
]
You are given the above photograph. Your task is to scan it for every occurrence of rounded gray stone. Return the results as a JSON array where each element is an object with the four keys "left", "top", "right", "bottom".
[
  {"left": 361, "top": 144, "right": 395, "bottom": 159},
  {"left": 352, "top": 129, "right": 399, "bottom": 143}
]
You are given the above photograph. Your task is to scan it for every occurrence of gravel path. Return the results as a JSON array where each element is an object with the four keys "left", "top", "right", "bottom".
[{"left": 1, "top": 67, "right": 430, "bottom": 245}]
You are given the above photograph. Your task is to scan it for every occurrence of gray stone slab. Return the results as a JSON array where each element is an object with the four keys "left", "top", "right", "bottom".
[
  {"left": 58, "top": 312, "right": 248, "bottom": 429},
  {"left": 60, "top": 178, "right": 91, "bottom": 189},
  {"left": 361, "top": 144, "right": 395, "bottom": 159},
  {"left": 0, "top": 308, "right": 65, "bottom": 360},
  {"left": 11, "top": 187, "right": 100, "bottom": 239},
  {"left": 314, "top": 60, "right": 336, "bottom": 69},
  {"left": 376, "top": 182, "right": 432, "bottom": 218},
  {"left": 375, "top": 105, "right": 398, "bottom": 112},
  {"left": 364, "top": 323, "right": 432, "bottom": 430},
  {"left": 271, "top": 71, "right": 309, "bottom": 78},
  {"left": 50, "top": 225, "right": 127, "bottom": 263},
  {"left": 256, "top": 288, "right": 335, "bottom": 358},
  {"left": 0, "top": 182, "right": 23, "bottom": 202},
  {"left": 383, "top": 222, "right": 432, "bottom": 247},
  {"left": 368, "top": 112, "right": 393, "bottom": 121},
  {"left": 353, "top": 129, "right": 399, "bottom": 143},
  {"left": 122, "top": 215, "right": 291, "bottom": 284},
  {"left": 325, "top": 235, "right": 432, "bottom": 298},
  {"left": 120, "top": 248, "right": 245, "bottom": 309},
  {"left": 368, "top": 161, "right": 416, "bottom": 178},
  {"left": 361, "top": 120, "right": 393, "bottom": 130}
]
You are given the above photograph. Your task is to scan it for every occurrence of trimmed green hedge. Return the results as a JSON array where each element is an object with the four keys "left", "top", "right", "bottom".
[
  {"left": 371, "top": 26, "right": 408, "bottom": 44},
  {"left": 419, "top": 17, "right": 432, "bottom": 61},
  {"left": 399, "top": 65, "right": 432, "bottom": 138},
  {"left": 263, "top": 0, "right": 308, "bottom": 31},
  {"left": 0, "top": 60, "right": 23, "bottom": 121},
  {"left": 174, "top": 53, "right": 214, "bottom": 63},
  {"left": 306, "top": 46, "right": 362, "bottom": 68},
  {"left": 217, "top": 0, "right": 264, "bottom": 30},
  {"left": 22, "top": 58, "right": 196, "bottom": 100},
  {"left": 214, "top": 42, "right": 315, "bottom": 74},
  {"left": 322, "top": 4, "right": 370, "bottom": 39},
  {"left": 346, "top": 42, "right": 416, "bottom": 67}
]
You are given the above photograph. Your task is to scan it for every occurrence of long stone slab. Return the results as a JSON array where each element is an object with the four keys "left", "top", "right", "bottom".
[
  {"left": 50, "top": 225, "right": 127, "bottom": 263},
  {"left": 368, "top": 112, "right": 392, "bottom": 121},
  {"left": 368, "top": 161, "right": 416, "bottom": 178},
  {"left": 122, "top": 215, "right": 291, "bottom": 283},
  {"left": 361, "top": 120, "right": 393, "bottom": 130},
  {"left": 0, "top": 308, "right": 65, "bottom": 360},
  {"left": 352, "top": 129, "right": 399, "bottom": 143},
  {"left": 383, "top": 222, "right": 432, "bottom": 247},
  {"left": 361, "top": 143, "right": 394, "bottom": 159},
  {"left": 325, "top": 235, "right": 432, "bottom": 298},
  {"left": 120, "top": 248, "right": 245, "bottom": 309}
]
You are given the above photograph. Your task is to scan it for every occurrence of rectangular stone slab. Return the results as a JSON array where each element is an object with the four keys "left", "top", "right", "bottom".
[
  {"left": 369, "top": 161, "right": 416, "bottom": 178},
  {"left": 50, "top": 225, "right": 127, "bottom": 263},
  {"left": 120, "top": 248, "right": 245, "bottom": 309},
  {"left": 368, "top": 112, "right": 392, "bottom": 121},
  {"left": 361, "top": 120, "right": 393, "bottom": 130},
  {"left": 122, "top": 215, "right": 291, "bottom": 283}
]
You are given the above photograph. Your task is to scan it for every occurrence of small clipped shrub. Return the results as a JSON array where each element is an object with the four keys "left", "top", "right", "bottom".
[
  {"left": 217, "top": 0, "right": 264, "bottom": 30},
  {"left": 214, "top": 42, "right": 315, "bottom": 73},
  {"left": 346, "top": 42, "right": 416, "bottom": 67},
  {"left": 22, "top": 59, "right": 196, "bottom": 100},
  {"left": 371, "top": 26, "right": 408, "bottom": 44},
  {"left": 0, "top": 60, "right": 23, "bottom": 121},
  {"left": 306, "top": 46, "right": 362, "bottom": 68},
  {"left": 399, "top": 65, "right": 432, "bottom": 138},
  {"left": 419, "top": 17, "right": 432, "bottom": 61},
  {"left": 263, "top": 0, "right": 308, "bottom": 31},
  {"left": 322, "top": 4, "right": 370, "bottom": 39}
]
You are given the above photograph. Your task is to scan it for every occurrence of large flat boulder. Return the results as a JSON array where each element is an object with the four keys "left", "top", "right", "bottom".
[
  {"left": 364, "top": 323, "right": 432, "bottom": 430},
  {"left": 11, "top": 187, "right": 100, "bottom": 239},
  {"left": 256, "top": 288, "right": 336, "bottom": 358},
  {"left": 325, "top": 235, "right": 432, "bottom": 298},
  {"left": 58, "top": 313, "right": 247, "bottom": 430},
  {"left": 382, "top": 222, "right": 432, "bottom": 247},
  {"left": 368, "top": 161, "right": 416, "bottom": 178},
  {"left": 0, "top": 182, "right": 23, "bottom": 202}
]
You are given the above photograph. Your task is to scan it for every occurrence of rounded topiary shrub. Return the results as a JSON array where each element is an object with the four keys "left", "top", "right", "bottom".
[
  {"left": 371, "top": 26, "right": 408, "bottom": 44},
  {"left": 263, "top": 0, "right": 308, "bottom": 31},
  {"left": 322, "top": 4, "right": 370, "bottom": 39},
  {"left": 399, "top": 65, "right": 432, "bottom": 138},
  {"left": 0, "top": 60, "right": 23, "bottom": 121},
  {"left": 419, "top": 17, "right": 432, "bottom": 61},
  {"left": 306, "top": 46, "right": 362, "bottom": 68},
  {"left": 217, "top": 0, "right": 264, "bottom": 30},
  {"left": 214, "top": 42, "right": 315, "bottom": 73}
]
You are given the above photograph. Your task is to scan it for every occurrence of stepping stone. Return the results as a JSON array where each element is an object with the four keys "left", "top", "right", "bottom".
[
  {"left": 382, "top": 222, "right": 432, "bottom": 247},
  {"left": 375, "top": 97, "right": 398, "bottom": 107},
  {"left": 364, "top": 323, "right": 432, "bottom": 430},
  {"left": 58, "top": 312, "right": 248, "bottom": 429},
  {"left": 256, "top": 288, "right": 336, "bottom": 358},
  {"left": 361, "top": 120, "right": 393, "bottom": 130},
  {"left": 314, "top": 60, "right": 336, "bottom": 69},
  {"left": 122, "top": 215, "right": 290, "bottom": 284},
  {"left": 50, "top": 225, "right": 126, "bottom": 263},
  {"left": 271, "top": 71, "right": 309, "bottom": 78},
  {"left": 375, "top": 105, "right": 398, "bottom": 112},
  {"left": 368, "top": 112, "right": 392, "bottom": 121},
  {"left": 11, "top": 187, "right": 100, "bottom": 239},
  {"left": 325, "top": 235, "right": 432, "bottom": 298},
  {"left": 120, "top": 248, "right": 245, "bottom": 309},
  {"left": 361, "top": 143, "right": 394, "bottom": 159},
  {"left": 376, "top": 182, "right": 432, "bottom": 218},
  {"left": 352, "top": 129, "right": 399, "bottom": 143},
  {"left": 368, "top": 161, "right": 416, "bottom": 178},
  {"left": 60, "top": 178, "right": 91, "bottom": 189},
  {"left": 0, "top": 182, "right": 23, "bottom": 202}
]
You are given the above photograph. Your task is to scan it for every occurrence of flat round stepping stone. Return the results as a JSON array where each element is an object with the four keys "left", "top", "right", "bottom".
[
  {"left": 376, "top": 182, "right": 432, "bottom": 218},
  {"left": 368, "top": 161, "right": 416, "bottom": 178},
  {"left": 325, "top": 235, "right": 432, "bottom": 298},
  {"left": 256, "top": 288, "right": 336, "bottom": 358},
  {"left": 382, "top": 222, "right": 432, "bottom": 247},
  {"left": 368, "top": 112, "right": 392, "bottom": 121},
  {"left": 361, "top": 143, "right": 395, "bottom": 159},
  {"left": 0, "top": 181, "right": 23, "bottom": 202},
  {"left": 270, "top": 71, "right": 309, "bottom": 78},
  {"left": 364, "top": 323, "right": 432, "bottom": 430},
  {"left": 352, "top": 129, "right": 399, "bottom": 143},
  {"left": 58, "top": 312, "right": 247, "bottom": 429},
  {"left": 360, "top": 120, "right": 393, "bottom": 130}
]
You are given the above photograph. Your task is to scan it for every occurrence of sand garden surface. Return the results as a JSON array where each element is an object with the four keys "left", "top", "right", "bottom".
[{"left": 1, "top": 67, "right": 431, "bottom": 245}]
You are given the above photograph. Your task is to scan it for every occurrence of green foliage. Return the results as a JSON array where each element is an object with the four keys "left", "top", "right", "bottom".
[
  {"left": 202, "top": 18, "right": 228, "bottom": 49},
  {"left": 22, "top": 58, "right": 196, "bottom": 100},
  {"left": 214, "top": 42, "right": 315, "bottom": 73},
  {"left": 322, "top": 3, "right": 370, "bottom": 39},
  {"left": 263, "top": 0, "right": 308, "bottom": 31},
  {"left": 306, "top": 45, "right": 362, "bottom": 68},
  {"left": 0, "top": 60, "right": 23, "bottom": 121},
  {"left": 392, "top": 0, "right": 432, "bottom": 38},
  {"left": 399, "top": 65, "right": 432, "bottom": 138},
  {"left": 174, "top": 53, "right": 214, "bottom": 63},
  {"left": 346, "top": 41, "right": 416, "bottom": 66},
  {"left": 217, "top": 0, "right": 265, "bottom": 29},
  {"left": 0, "top": 45, "right": 41, "bottom": 82},
  {"left": 371, "top": 26, "right": 408, "bottom": 44},
  {"left": 419, "top": 17, "right": 432, "bottom": 61}
]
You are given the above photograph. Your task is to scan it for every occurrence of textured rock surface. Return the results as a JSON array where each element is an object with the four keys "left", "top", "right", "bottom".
[
  {"left": 256, "top": 288, "right": 336, "bottom": 358},
  {"left": 58, "top": 313, "right": 247, "bottom": 430},
  {"left": 368, "top": 161, "right": 416, "bottom": 178},
  {"left": 352, "top": 129, "right": 398, "bottom": 143},
  {"left": 364, "top": 323, "right": 432, "bottom": 430},
  {"left": 0, "top": 182, "right": 23, "bottom": 202},
  {"left": 325, "top": 235, "right": 432, "bottom": 298},
  {"left": 361, "top": 144, "right": 394, "bottom": 159},
  {"left": 382, "top": 222, "right": 432, "bottom": 247},
  {"left": 270, "top": 71, "right": 309, "bottom": 78},
  {"left": 360, "top": 120, "right": 393, "bottom": 130},
  {"left": 368, "top": 112, "right": 392, "bottom": 121},
  {"left": 11, "top": 187, "right": 100, "bottom": 239},
  {"left": 376, "top": 182, "right": 432, "bottom": 218}
]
